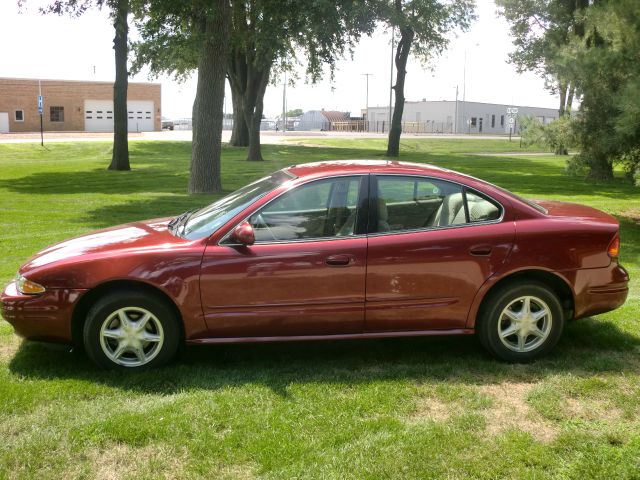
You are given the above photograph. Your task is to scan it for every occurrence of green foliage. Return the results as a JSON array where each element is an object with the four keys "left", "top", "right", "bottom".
[
  {"left": 566, "top": 0, "right": 640, "bottom": 181},
  {"left": 1, "top": 139, "right": 639, "bottom": 477},
  {"left": 520, "top": 116, "right": 577, "bottom": 154},
  {"left": 376, "top": 0, "right": 475, "bottom": 64},
  {"left": 133, "top": 0, "right": 376, "bottom": 84},
  {"left": 495, "top": 0, "right": 581, "bottom": 90},
  {"left": 286, "top": 109, "right": 304, "bottom": 118}
]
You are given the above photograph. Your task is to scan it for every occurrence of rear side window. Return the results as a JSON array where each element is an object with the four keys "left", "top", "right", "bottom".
[
  {"left": 373, "top": 176, "right": 502, "bottom": 233},
  {"left": 465, "top": 190, "right": 501, "bottom": 222}
]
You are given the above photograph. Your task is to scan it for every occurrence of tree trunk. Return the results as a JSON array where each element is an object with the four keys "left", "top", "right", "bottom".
[
  {"left": 566, "top": 83, "right": 575, "bottom": 114},
  {"left": 244, "top": 67, "right": 270, "bottom": 161},
  {"left": 558, "top": 82, "right": 567, "bottom": 118},
  {"left": 587, "top": 157, "right": 614, "bottom": 180},
  {"left": 108, "top": 0, "right": 130, "bottom": 171},
  {"left": 229, "top": 86, "right": 249, "bottom": 146},
  {"left": 189, "top": 6, "right": 230, "bottom": 194},
  {"left": 386, "top": 24, "right": 414, "bottom": 157}
]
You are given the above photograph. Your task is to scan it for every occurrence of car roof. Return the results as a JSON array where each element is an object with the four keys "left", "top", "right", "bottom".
[{"left": 286, "top": 159, "right": 457, "bottom": 179}]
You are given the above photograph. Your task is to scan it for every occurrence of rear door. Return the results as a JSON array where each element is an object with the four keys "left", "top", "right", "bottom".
[
  {"left": 365, "top": 175, "right": 515, "bottom": 331},
  {"left": 199, "top": 175, "right": 369, "bottom": 337}
]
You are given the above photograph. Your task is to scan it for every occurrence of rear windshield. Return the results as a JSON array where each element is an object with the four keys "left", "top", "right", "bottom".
[{"left": 485, "top": 182, "right": 548, "bottom": 214}]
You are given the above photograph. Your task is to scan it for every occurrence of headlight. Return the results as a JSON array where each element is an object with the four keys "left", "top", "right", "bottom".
[{"left": 16, "top": 274, "right": 46, "bottom": 295}]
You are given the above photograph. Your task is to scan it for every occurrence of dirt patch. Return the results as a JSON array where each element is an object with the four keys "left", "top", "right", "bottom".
[
  {"left": 0, "top": 336, "right": 21, "bottom": 361},
  {"left": 478, "top": 382, "right": 558, "bottom": 442},
  {"left": 69, "top": 443, "right": 188, "bottom": 480},
  {"left": 620, "top": 209, "right": 640, "bottom": 224},
  {"left": 564, "top": 397, "right": 622, "bottom": 422},
  {"left": 408, "top": 397, "right": 451, "bottom": 422}
]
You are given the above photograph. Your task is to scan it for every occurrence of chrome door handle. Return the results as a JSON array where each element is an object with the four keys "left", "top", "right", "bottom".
[
  {"left": 325, "top": 254, "right": 353, "bottom": 266},
  {"left": 469, "top": 245, "right": 493, "bottom": 256}
]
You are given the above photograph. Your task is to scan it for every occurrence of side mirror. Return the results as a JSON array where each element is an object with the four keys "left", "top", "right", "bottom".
[{"left": 230, "top": 221, "right": 255, "bottom": 246}]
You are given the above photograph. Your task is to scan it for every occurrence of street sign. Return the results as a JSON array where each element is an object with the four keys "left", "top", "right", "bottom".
[
  {"left": 509, "top": 117, "right": 515, "bottom": 125},
  {"left": 37, "top": 95, "right": 43, "bottom": 114}
]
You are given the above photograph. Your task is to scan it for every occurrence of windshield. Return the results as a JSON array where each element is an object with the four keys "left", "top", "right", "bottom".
[{"left": 176, "top": 170, "right": 295, "bottom": 240}]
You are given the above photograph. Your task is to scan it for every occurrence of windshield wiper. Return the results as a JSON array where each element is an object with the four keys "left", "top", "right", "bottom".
[{"left": 168, "top": 208, "right": 199, "bottom": 234}]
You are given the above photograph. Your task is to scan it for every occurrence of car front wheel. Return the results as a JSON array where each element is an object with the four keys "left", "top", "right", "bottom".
[
  {"left": 477, "top": 281, "right": 564, "bottom": 362},
  {"left": 83, "top": 292, "right": 180, "bottom": 369}
]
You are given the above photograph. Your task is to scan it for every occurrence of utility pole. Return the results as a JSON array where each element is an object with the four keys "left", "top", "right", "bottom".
[
  {"left": 361, "top": 73, "right": 372, "bottom": 132},
  {"left": 388, "top": 27, "right": 394, "bottom": 134},
  {"left": 38, "top": 79, "right": 44, "bottom": 147},
  {"left": 462, "top": 50, "right": 466, "bottom": 135},
  {"left": 454, "top": 85, "right": 459, "bottom": 134},
  {"left": 282, "top": 69, "right": 287, "bottom": 135}
]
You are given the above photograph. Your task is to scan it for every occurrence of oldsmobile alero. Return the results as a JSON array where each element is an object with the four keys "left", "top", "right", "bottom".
[{"left": 1, "top": 160, "right": 629, "bottom": 368}]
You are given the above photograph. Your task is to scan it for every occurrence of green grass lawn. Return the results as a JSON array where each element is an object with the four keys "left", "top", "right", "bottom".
[{"left": 0, "top": 138, "right": 639, "bottom": 479}]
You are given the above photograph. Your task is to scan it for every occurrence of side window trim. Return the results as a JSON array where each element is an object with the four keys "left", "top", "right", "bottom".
[
  {"left": 462, "top": 188, "right": 471, "bottom": 224},
  {"left": 367, "top": 174, "right": 380, "bottom": 235}
]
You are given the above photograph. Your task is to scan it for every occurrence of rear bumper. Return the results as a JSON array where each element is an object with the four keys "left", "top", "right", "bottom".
[
  {"left": 1, "top": 281, "right": 85, "bottom": 344},
  {"left": 572, "top": 263, "right": 629, "bottom": 319}
]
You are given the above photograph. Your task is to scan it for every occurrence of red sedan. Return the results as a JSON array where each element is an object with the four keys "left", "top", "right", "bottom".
[{"left": 1, "top": 161, "right": 629, "bottom": 369}]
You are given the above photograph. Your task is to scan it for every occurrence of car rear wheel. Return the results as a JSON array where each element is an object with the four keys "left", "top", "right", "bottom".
[
  {"left": 83, "top": 291, "right": 180, "bottom": 369},
  {"left": 477, "top": 281, "right": 564, "bottom": 362}
]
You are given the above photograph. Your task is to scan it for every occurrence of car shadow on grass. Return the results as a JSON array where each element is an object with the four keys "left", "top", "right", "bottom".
[{"left": 7, "top": 318, "right": 640, "bottom": 396}]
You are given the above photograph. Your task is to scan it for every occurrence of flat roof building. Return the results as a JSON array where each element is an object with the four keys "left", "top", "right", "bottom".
[
  {"left": 366, "top": 100, "right": 559, "bottom": 135},
  {"left": 0, "top": 77, "right": 161, "bottom": 133}
]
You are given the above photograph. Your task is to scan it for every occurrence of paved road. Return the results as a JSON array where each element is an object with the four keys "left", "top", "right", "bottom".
[{"left": 0, "top": 130, "right": 518, "bottom": 144}]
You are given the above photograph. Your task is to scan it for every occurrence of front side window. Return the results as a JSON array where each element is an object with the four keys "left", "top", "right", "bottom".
[
  {"left": 373, "top": 176, "right": 502, "bottom": 233},
  {"left": 50, "top": 106, "right": 64, "bottom": 122},
  {"left": 15, "top": 110, "right": 24, "bottom": 122},
  {"left": 250, "top": 176, "right": 362, "bottom": 242},
  {"left": 180, "top": 170, "right": 294, "bottom": 240}
]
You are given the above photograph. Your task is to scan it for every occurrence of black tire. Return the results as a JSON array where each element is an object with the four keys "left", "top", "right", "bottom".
[
  {"left": 83, "top": 291, "right": 181, "bottom": 369},
  {"left": 477, "top": 281, "right": 564, "bottom": 362}
]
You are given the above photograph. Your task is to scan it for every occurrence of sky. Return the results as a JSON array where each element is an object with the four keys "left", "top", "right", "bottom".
[{"left": 0, "top": 0, "right": 559, "bottom": 119}]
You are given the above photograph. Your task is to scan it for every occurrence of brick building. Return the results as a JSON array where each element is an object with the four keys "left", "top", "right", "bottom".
[{"left": 0, "top": 78, "right": 161, "bottom": 133}]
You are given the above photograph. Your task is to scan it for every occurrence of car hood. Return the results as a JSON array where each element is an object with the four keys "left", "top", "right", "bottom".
[{"left": 21, "top": 218, "right": 189, "bottom": 271}]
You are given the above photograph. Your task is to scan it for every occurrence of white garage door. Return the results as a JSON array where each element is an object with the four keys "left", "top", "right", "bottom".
[
  {"left": 84, "top": 100, "right": 155, "bottom": 132},
  {"left": 0, "top": 112, "right": 10, "bottom": 133}
]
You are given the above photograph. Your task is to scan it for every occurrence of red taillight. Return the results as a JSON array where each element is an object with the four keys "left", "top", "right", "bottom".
[{"left": 608, "top": 234, "right": 620, "bottom": 258}]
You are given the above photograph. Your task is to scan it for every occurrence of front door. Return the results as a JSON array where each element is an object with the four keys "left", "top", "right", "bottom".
[
  {"left": 365, "top": 175, "right": 515, "bottom": 331},
  {"left": 200, "top": 175, "right": 368, "bottom": 337}
]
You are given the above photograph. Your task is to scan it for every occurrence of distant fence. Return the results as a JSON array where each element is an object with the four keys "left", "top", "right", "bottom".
[
  {"left": 371, "top": 121, "right": 454, "bottom": 134},
  {"left": 330, "top": 121, "right": 368, "bottom": 132},
  {"left": 169, "top": 118, "right": 454, "bottom": 134},
  {"left": 171, "top": 118, "right": 272, "bottom": 131}
]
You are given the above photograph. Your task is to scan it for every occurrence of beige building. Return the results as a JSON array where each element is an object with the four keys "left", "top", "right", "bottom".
[{"left": 0, "top": 77, "right": 161, "bottom": 133}]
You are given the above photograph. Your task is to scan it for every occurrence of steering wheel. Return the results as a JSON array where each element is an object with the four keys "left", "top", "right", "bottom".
[{"left": 254, "top": 213, "right": 278, "bottom": 241}]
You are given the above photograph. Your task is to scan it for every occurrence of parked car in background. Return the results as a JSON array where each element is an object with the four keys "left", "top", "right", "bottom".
[
  {"left": 1, "top": 161, "right": 629, "bottom": 369},
  {"left": 161, "top": 119, "right": 174, "bottom": 130}
]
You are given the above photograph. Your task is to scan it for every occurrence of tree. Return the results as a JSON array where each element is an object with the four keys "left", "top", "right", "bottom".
[
  {"left": 134, "top": 0, "right": 231, "bottom": 193},
  {"left": 135, "top": 0, "right": 375, "bottom": 165},
  {"left": 286, "top": 108, "right": 304, "bottom": 117},
  {"left": 496, "top": 0, "right": 586, "bottom": 118},
  {"left": 376, "top": 0, "right": 475, "bottom": 157},
  {"left": 226, "top": 0, "right": 375, "bottom": 161},
  {"left": 35, "top": 0, "right": 131, "bottom": 170},
  {"left": 567, "top": 0, "right": 640, "bottom": 181},
  {"left": 496, "top": 0, "right": 590, "bottom": 154}
]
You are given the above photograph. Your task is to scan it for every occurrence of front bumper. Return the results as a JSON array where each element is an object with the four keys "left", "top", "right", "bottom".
[
  {"left": 572, "top": 263, "right": 630, "bottom": 319},
  {"left": 1, "top": 281, "right": 86, "bottom": 343}
]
